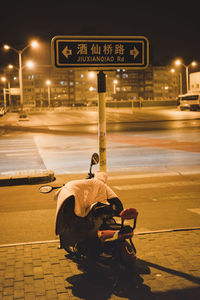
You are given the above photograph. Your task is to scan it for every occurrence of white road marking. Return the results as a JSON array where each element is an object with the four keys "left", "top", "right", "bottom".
[
  {"left": 187, "top": 208, "right": 200, "bottom": 215},
  {"left": 113, "top": 180, "right": 200, "bottom": 190},
  {"left": 5, "top": 153, "right": 37, "bottom": 156},
  {"left": 109, "top": 171, "right": 200, "bottom": 181},
  {"left": 0, "top": 149, "right": 33, "bottom": 153}
]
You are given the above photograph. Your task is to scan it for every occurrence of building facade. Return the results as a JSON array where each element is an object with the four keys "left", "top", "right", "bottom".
[
  {"left": 1, "top": 65, "right": 180, "bottom": 108},
  {"left": 190, "top": 72, "right": 200, "bottom": 92}
]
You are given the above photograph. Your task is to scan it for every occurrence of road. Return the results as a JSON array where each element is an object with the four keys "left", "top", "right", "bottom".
[
  {"left": 0, "top": 107, "right": 200, "bottom": 245},
  {"left": 0, "top": 107, "right": 200, "bottom": 175},
  {"left": 0, "top": 172, "right": 199, "bottom": 245}
]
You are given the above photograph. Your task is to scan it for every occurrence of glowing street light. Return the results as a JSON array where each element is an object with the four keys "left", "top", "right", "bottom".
[
  {"left": 31, "top": 40, "right": 39, "bottom": 48},
  {"left": 8, "top": 64, "right": 14, "bottom": 70},
  {"left": 1, "top": 76, "right": 6, "bottom": 82},
  {"left": 88, "top": 72, "right": 95, "bottom": 79},
  {"left": 3, "top": 40, "right": 39, "bottom": 110},
  {"left": 45, "top": 80, "right": 51, "bottom": 107},
  {"left": 174, "top": 59, "right": 197, "bottom": 92},
  {"left": 26, "top": 60, "right": 35, "bottom": 69}
]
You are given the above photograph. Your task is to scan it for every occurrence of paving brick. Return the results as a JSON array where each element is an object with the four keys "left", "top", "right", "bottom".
[
  {"left": 0, "top": 231, "right": 199, "bottom": 299},
  {"left": 44, "top": 274, "right": 55, "bottom": 291},
  {"left": 15, "top": 261, "right": 24, "bottom": 269},
  {"left": 24, "top": 263, "right": 33, "bottom": 277},
  {"left": 32, "top": 259, "right": 42, "bottom": 267},
  {"left": 46, "top": 289, "right": 58, "bottom": 299},
  {"left": 2, "top": 296, "right": 14, "bottom": 300},
  {"left": 42, "top": 262, "right": 52, "bottom": 275},
  {"left": 24, "top": 278, "right": 35, "bottom": 293},
  {"left": 2, "top": 287, "right": 13, "bottom": 297},
  {"left": 51, "top": 264, "right": 61, "bottom": 277},
  {"left": 14, "top": 281, "right": 24, "bottom": 290},
  {"left": 2, "top": 280, "right": 13, "bottom": 288},
  {"left": 33, "top": 266, "right": 44, "bottom": 280},
  {"left": 14, "top": 269, "right": 24, "bottom": 282},
  {"left": 34, "top": 279, "right": 45, "bottom": 296},
  {"left": 24, "top": 292, "right": 36, "bottom": 300},
  {"left": 14, "top": 288, "right": 24, "bottom": 299},
  {"left": 57, "top": 293, "right": 70, "bottom": 300}
]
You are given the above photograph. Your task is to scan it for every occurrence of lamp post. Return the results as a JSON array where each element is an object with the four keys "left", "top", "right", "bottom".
[
  {"left": 3, "top": 40, "right": 38, "bottom": 111},
  {"left": 1, "top": 77, "right": 8, "bottom": 108},
  {"left": 174, "top": 59, "right": 197, "bottom": 93},
  {"left": 45, "top": 80, "right": 51, "bottom": 107}
]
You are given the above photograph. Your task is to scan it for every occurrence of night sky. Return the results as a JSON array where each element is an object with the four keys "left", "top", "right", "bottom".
[{"left": 0, "top": 0, "right": 199, "bottom": 68}]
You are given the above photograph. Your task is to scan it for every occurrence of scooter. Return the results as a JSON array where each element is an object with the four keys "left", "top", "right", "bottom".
[{"left": 39, "top": 153, "right": 138, "bottom": 282}]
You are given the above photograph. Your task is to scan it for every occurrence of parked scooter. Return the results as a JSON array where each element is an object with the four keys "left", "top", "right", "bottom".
[{"left": 39, "top": 153, "right": 138, "bottom": 283}]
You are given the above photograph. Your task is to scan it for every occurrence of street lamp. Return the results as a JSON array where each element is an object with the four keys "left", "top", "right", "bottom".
[
  {"left": 1, "top": 77, "right": 8, "bottom": 108},
  {"left": 174, "top": 59, "right": 197, "bottom": 93},
  {"left": 45, "top": 80, "right": 51, "bottom": 107},
  {"left": 3, "top": 40, "right": 39, "bottom": 111}
]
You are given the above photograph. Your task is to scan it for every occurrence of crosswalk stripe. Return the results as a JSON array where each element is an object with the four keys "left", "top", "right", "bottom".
[{"left": 187, "top": 208, "right": 200, "bottom": 215}]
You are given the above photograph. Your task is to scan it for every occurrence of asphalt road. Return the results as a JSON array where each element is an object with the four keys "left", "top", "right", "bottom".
[
  {"left": 0, "top": 107, "right": 200, "bottom": 245},
  {"left": 0, "top": 172, "right": 199, "bottom": 245},
  {"left": 0, "top": 108, "right": 200, "bottom": 175}
]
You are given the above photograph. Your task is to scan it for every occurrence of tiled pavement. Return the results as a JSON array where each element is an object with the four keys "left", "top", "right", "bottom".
[{"left": 0, "top": 230, "right": 200, "bottom": 300}]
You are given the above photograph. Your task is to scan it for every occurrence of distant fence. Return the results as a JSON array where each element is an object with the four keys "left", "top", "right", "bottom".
[{"left": 106, "top": 100, "right": 178, "bottom": 108}]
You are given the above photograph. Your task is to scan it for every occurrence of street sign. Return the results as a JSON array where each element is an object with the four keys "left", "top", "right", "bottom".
[
  {"left": 51, "top": 36, "right": 149, "bottom": 70},
  {"left": 9, "top": 88, "right": 20, "bottom": 95}
]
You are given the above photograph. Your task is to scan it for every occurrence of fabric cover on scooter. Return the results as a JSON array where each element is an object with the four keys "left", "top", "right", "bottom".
[{"left": 55, "top": 172, "right": 118, "bottom": 238}]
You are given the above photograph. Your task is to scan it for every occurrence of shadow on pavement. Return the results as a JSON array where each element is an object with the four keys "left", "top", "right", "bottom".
[
  {"left": 65, "top": 257, "right": 200, "bottom": 299},
  {"left": 141, "top": 259, "right": 200, "bottom": 285},
  {"left": 65, "top": 257, "right": 153, "bottom": 299}
]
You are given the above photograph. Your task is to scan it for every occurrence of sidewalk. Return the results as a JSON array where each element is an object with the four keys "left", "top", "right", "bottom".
[{"left": 0, "top": 230, "right": 200, "bottom": 300}]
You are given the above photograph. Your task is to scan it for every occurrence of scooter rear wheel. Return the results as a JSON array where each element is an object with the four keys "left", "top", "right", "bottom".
[{"left": 120, "top": 240, "right": 136, "bottom": 263}]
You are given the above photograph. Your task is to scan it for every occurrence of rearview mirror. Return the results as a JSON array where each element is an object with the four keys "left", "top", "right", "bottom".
[
  {"left": 91, "top": 153, "right": 99, "bottom": 166},
  {"left": 39, "top": 185, "right": 53, "bottom": 193}
]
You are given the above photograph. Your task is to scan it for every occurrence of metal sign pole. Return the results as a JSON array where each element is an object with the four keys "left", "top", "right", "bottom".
[
  {"left": 3, "top": 89, "right": 6, "bottom": 109},
  {"left": 97, "top": 71, "right": 107, "bottom": 172}
]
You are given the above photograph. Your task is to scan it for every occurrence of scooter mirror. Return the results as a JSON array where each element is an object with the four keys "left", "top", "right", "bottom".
[
  {"left": 91, "top": 153, "right": 99, "bottom": 166},
  {"left": 39, "top": 185, "right": 53, "bottom": 193}
]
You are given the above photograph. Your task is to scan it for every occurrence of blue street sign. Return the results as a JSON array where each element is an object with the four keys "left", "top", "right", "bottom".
[{"left": 51, "top": 36, "right": 149, "bottom": 70}]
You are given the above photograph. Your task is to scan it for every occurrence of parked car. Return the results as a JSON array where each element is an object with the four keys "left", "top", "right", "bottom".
[{"left": 178, "top": 93, "right": 200, "bottom": 111}]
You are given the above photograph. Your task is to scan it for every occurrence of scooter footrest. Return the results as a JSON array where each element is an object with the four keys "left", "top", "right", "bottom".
[
  {"left": 98, "top": 229, "right": 133, "bottom": 241},
  {"left": 98, "top": 230, "right": 117, "bottom": 241}
]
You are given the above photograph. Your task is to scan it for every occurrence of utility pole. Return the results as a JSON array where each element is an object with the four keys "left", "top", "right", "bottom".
[{"left": 97, "top": 71, "right": 107, "bottom": 172}]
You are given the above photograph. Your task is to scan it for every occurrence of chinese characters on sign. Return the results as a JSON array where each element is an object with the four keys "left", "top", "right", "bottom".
[{"left": 52, "top": 36, "right": 149, "bottom": 69}]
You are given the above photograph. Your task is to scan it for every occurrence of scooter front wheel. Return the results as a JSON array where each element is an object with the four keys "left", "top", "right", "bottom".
[{"left": 65, "top": 245, "right": 79, "bottom": 256}]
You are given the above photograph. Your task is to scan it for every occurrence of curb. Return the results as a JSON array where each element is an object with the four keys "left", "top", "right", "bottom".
[
  {"left": 1, "top": 227, "right": 200, "bottom": 248},
  {"left": 0, "top": 169, "right": 55, "bottom": 186}
]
